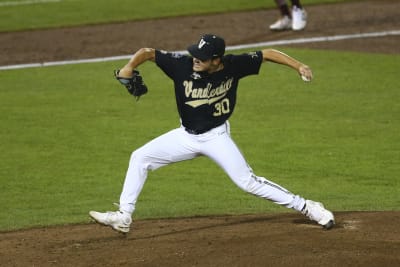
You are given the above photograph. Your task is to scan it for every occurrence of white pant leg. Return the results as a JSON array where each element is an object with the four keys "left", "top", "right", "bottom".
[
  {"left": 119, "top": 127, "right": 199, "bottom": 214},
  {"left": 200, "top": 128, "right": 305, "bottom": 211}
]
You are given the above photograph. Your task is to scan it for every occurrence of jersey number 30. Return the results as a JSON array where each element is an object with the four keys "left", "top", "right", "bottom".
[{"left": 213, "top": 98, "right": 230, "bottom": 116}]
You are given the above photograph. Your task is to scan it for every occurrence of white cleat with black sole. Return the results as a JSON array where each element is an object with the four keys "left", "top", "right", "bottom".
[{"left": 302, "top": 200, "right": 335, "bottom": 229}]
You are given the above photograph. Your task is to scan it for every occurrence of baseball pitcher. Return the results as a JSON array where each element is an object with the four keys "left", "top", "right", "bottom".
[{"left": 89, "top": 34, "right": 334, "bottom": 234}]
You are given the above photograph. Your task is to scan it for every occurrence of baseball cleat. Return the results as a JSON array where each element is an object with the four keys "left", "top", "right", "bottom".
[
  {"left": 269, "top": 16, "right": 292, "bottom": 31},
  {"left": 291, "top": 6, "right": 307, "bottom": 31},
  {"left": 302, "top": 200, "right": 335, "bottom": 229},
  {"left": 323, "top": 219, "right": 335, "bottom": 230},
  {"left": 89, "top": 210, "right": 132, "bottom": 234}
]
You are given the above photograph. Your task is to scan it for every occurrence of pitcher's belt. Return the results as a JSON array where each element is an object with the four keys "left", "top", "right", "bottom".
[{"left": 184, "top": 127, "right": 208, "bottom": 135}]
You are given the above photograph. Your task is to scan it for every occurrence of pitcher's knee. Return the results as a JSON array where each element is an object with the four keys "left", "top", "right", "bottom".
[
  {"left": 231, "top": 174, "right": 257, "bottom": 193},
  {"left": 244, "top": 175, "right": 264, "bottom": 194},
  {"left": 129, "top": 149, "right": 150, "bottom": 169}
]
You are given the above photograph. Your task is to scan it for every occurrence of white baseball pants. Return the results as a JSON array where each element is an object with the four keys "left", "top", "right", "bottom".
[{"left": 119, "top": 122, "right": 305, "bottom": 215}]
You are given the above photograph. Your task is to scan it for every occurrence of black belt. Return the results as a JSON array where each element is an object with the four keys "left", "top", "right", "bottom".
[{"left": 184, "top": 127, "right": 209, "bottom": 135}]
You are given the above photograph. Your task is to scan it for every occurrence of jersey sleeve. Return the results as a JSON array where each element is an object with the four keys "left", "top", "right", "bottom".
[
  {"left": 155, "top": 50, "right": 188, "bottom": 80},
  {"left": 228, "top": 51, "right": 263, "bottom": 79}
]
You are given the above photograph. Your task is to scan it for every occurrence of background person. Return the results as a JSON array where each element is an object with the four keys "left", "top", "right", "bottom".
[{"left": 269, "top": 0, "right": 307, "bottom": 31}]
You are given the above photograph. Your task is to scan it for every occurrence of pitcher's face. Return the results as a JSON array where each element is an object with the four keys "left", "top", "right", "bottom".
[
  {"left": 192, "top": 58, "right": 221, "bottom": 73},
  {"left": 192, "top": 57, "right": 211, "bottom": 72}
]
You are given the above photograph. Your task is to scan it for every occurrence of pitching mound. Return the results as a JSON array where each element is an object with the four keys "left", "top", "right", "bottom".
[{"left": 1, "top": 211, "right": 399, "bottom": 266}]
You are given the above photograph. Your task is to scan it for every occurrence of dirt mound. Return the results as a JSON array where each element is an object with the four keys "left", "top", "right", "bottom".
[{"left": 1, "top": 212, "right": 399, "bottom": 266}]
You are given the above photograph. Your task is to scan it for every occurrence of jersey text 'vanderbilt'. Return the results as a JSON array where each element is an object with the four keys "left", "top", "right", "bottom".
[{"left": 156, "top": 50, "right": 263, "bottom": 133}]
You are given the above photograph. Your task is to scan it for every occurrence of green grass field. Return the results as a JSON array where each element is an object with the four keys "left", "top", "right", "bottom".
[
  {"left": 0, "top": 47, "right": 399, "bottom": 231},
  {"left": 0, "top": 0, "right": 345, "bottom": 32}
]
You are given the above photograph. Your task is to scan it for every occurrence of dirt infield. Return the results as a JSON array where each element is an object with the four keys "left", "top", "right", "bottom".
[
  {"left": 1, "top": 212, "right": 399, "bottom": 267},
  {"left": 0, "top": 1, "right": 399, "bottom": 266}
]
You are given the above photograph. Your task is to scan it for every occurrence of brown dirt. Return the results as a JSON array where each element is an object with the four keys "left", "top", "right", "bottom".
[
  {"left": 1, "top": 212, "right": 400, "bottom": 266},
  {"left": 0, "top": 1, "right": 399, "bottom": 266}
]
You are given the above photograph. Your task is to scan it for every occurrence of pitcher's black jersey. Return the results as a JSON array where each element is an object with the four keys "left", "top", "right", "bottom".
[{"left": 155, "top": 50, "right": 263, "bottom": 133}]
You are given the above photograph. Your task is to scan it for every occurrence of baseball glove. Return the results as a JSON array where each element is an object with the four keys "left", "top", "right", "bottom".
[{"left": 114, "top": 69, "right": 148, "bottom": 101}]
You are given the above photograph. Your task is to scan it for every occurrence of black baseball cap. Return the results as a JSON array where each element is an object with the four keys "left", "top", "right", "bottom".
[{"left": 187, "top": 34, "right": 226, "bottom": 61}]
